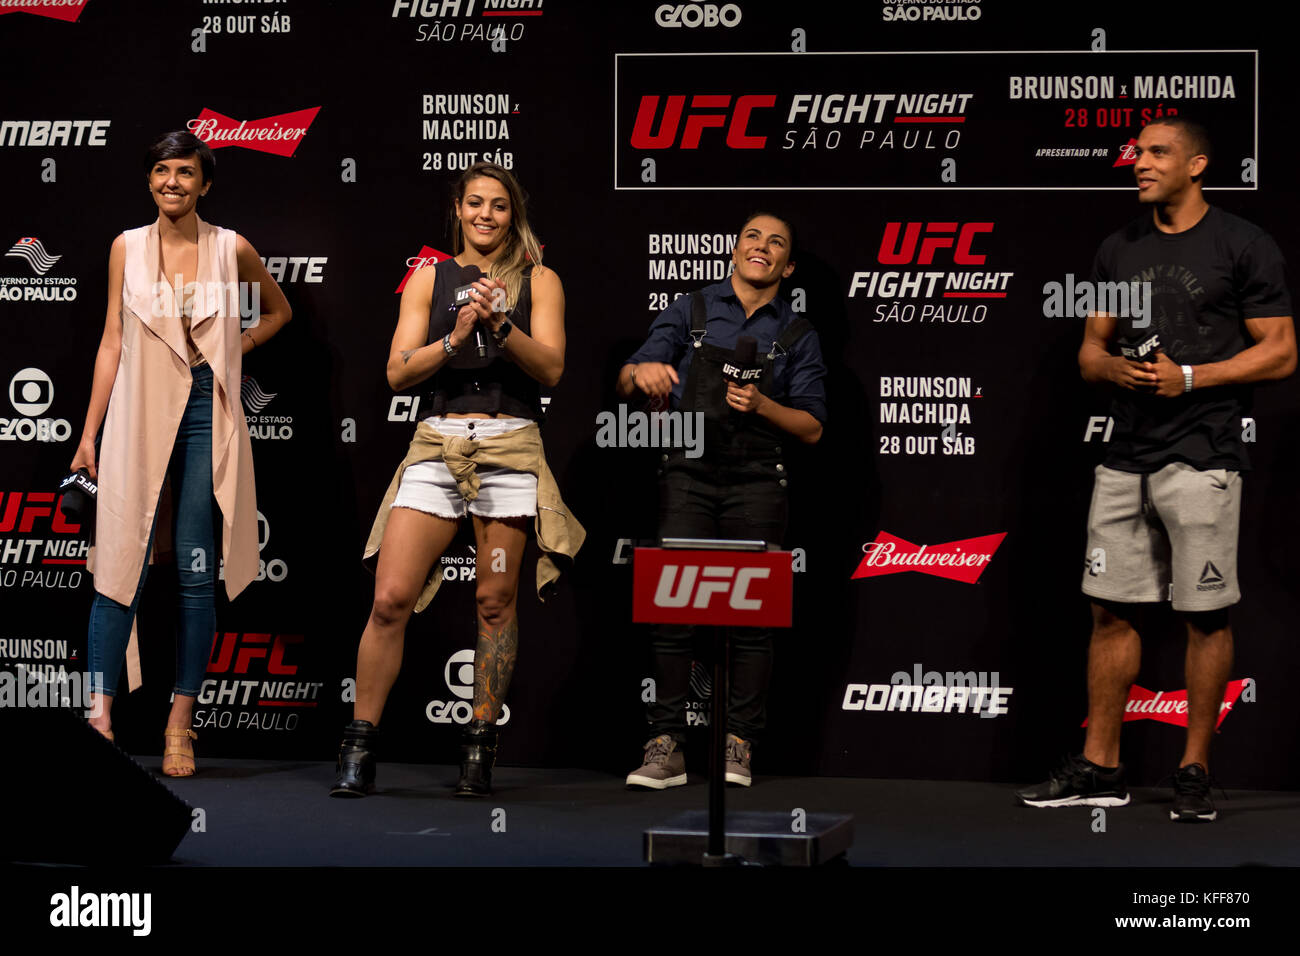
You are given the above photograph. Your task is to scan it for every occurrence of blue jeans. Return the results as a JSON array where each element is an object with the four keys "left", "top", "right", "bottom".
[{"left": 89, "top": 364, "right": 219, "bottom": 697}]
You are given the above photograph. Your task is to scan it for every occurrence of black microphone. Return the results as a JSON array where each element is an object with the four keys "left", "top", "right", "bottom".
[
  {"left": 57, "top": 468, "right": 97, "bottom": 526},
  {"left": 448, "top": 264, "right": 488, "bottom": 359},
  {"left": 722, "top": 335, "right": 762, "bottom": 385}
]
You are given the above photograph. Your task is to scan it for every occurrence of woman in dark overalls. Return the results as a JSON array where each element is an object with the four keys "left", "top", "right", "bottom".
[{"left": 617, "top": 212, "right": 827, "bottom": 788}]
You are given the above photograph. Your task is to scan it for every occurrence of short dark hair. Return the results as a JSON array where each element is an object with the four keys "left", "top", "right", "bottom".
[
  {"left": 145, "top": 131, "right": 216, "bottom": 186},
  {"left": 739, "top": 210, "right": 798, "bottom": 261},
  {"left": 1149, "top": 116, "right": 1212, "bottom": 176}
]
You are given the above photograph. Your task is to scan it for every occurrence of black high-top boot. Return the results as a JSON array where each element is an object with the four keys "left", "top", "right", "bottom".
[
  {"left": 454, "top": 719, "right": 498, "bottom": 797},
  {"left": 330, "top": 720, "right": 378, "bottom": 797}
]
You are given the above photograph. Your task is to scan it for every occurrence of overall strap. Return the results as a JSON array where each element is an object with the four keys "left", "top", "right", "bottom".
[
  {"left": 689, "top": 291, "right": 708, "bottom": 349},
  {"left": 768, "top": 317, "right": 812, "bottom": 359}
]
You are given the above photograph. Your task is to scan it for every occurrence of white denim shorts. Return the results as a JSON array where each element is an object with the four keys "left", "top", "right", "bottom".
[{"left": 391, "top": 416, "right": 538, "bottom": 519}]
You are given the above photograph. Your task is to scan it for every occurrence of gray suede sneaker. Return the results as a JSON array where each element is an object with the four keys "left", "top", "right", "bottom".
[
  {"left": 625, "top": 735, "right": 687, "bottom": 789},
  {"left": 725, "top": 733, "right": 752, "bottom": 787}
]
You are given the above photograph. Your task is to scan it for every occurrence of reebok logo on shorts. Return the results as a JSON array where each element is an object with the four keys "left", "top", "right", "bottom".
[{"left": 1197, "top": 561, "right": 1226, "bottom": 592}]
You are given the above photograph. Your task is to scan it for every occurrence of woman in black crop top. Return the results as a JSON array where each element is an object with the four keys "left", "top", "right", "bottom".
[{"left": 331, "top": 162, "right": 567, "bottom": 798}]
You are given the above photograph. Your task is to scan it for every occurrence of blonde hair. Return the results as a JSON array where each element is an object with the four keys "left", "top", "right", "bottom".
[{"left": 451, "top": 162, "right": 543, "bottom": 310}]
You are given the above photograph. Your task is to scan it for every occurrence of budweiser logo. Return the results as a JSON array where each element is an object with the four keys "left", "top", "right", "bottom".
[
  {"left": 852, "top": 531, "right": 1006, "bottom": 584},
  {"left": 395, "top": 244, "right": 454, "bottom": 293},
  {"left": 1081, "top": 679, "right": 1250, "bottom": 730},
  {"left": 0, "top": 0, "right": 89, "bottom": 22},
  {"left": 1113, "top": 138, "right": 1138, "bottom": 167},
  {"left": 187, "top": 107, "right": 321, "bottom": 157}
]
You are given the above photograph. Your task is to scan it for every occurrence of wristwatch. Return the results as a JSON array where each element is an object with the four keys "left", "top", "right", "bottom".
[
  {"left": 1181, "top": 364, "right": 1194, "bottom": 393},
  {"left": 492, "top": 319, "right": 514, "bottom": 347}
]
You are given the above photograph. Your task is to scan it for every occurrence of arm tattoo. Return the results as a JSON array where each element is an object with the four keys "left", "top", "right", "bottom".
[
  {"left": 472, "top": 617, "right": 519, "bottom": 723},
  {"left": 400, "top": 348, "right": 418, "bottom": 365}
]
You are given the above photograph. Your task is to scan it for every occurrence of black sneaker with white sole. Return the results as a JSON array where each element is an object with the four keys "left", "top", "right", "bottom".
[
  {"left": 1170, "top": 763, "right": 1217, "bottom": 822},
  {"left": 1016, "top": 753, "right": 1130, "bottom": 808}
]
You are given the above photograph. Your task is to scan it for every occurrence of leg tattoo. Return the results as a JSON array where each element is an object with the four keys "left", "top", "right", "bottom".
[{"left": 473, "top": 617, "right": 518, "bottom": 722}]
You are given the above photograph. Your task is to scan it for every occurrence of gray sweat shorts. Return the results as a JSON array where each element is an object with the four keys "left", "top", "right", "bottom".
[{"left": 1080, "top": 462, "right": 1241, "bottom": 612}]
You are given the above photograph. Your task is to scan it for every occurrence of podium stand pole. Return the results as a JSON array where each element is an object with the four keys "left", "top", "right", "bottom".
[
  {"left": 702, "top": 624, "right": 740, "bottom": 866},
  {"left": 637, "top": 543, "right": 853, "bottom": 865}
]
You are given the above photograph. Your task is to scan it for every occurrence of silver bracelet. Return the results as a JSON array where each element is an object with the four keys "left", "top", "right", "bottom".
[
  {"left": 1181, "top": 364, "right": 1194, "bottom": 393},
  {"left": 443, "top": 333, "right": 458, "bottom": 355}
]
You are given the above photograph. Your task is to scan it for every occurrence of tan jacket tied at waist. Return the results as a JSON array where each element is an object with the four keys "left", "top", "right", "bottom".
[{"left": 364, "top": 420, "right": 584, "bottom": 611}]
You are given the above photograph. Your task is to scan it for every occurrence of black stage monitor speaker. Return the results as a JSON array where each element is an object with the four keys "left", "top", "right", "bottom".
[{"left": 0, "top": 707, "right": 193, "bottom": 865}]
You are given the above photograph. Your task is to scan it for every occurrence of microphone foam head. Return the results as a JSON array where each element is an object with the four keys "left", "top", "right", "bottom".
[{"left": 734, "top": 335, "right": 757, "bottom": 365}]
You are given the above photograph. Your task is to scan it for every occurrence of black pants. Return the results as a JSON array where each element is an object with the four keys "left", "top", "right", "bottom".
[{"left": 646, "top": 455, "right": 788, "bottom": 745}]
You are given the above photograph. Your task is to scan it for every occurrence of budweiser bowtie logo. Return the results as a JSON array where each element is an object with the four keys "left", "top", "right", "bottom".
[
  {"left": 1082, "top": 679, "right": 1250, "bottom": 730},
  {"left": 187, "top": 107, "right": 321, "bottom": 157},
  {"left": 852, "top": 531, "right": 1006, "bottom": 584},
  {"left": 0, "top": 1, "right": 89, "bottom": 22},
  {"left": 395, "top": 245, "right": 455, "bottom": 294},
  {"left": 1113, "top": 138, "right": 1138, "bottom": 167}
]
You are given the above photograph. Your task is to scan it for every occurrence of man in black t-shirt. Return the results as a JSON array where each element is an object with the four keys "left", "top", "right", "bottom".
[{"left": 1017, "top": 118, "right": 1295, "bottom": 821}]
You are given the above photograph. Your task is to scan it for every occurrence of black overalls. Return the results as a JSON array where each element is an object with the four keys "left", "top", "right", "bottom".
[{"left": 647, "top": 293, "right": 812, "bottom": 745}]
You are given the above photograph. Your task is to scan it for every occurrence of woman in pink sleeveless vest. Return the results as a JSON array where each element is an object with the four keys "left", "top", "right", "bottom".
[{"left": 72, "top": 131, "right": 292, "bottom": 775}]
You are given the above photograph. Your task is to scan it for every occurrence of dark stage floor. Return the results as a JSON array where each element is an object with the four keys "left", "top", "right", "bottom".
[{"left": 135, "top": 758, "right": 1300, "bottom": 867}]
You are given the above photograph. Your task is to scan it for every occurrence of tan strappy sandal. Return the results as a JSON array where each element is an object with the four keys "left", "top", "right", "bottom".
[{"left": 162, "top": 728, "right": 198, "bottom": 777}]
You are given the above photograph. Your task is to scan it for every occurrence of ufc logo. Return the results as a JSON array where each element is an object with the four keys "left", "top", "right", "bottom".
[
  {"left": 208, "top": 632, "right": 302, "bottom": 675},
  {"left": 633, "top": 548, "right": 792, "bottom": 626},
  {"left": 0, "top": 491, "right": 79, "bottom": 534},
  {"left": 654, "top": 565, "right": 770, "bottom": 610},
  {"left": 630, "top": 94, "right": 776, "bottom": 149},
  {"left": 722, "top": 363, "right": 762, "bottom": 381},
  {"left": 877, "top": 222, "right": 994, "bottom": 265}
]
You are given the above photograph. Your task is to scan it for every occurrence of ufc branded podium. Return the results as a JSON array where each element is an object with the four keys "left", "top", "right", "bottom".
[{"left": 632, "top": 538, "right": 854, "bottom": 866}]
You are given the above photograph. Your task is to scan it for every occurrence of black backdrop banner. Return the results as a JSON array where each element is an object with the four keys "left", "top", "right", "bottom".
[{"left": 1, "top": 0, "right": 1296, "bottom": 792}]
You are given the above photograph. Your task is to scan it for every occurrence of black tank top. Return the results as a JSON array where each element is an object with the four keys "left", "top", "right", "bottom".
[{"left": 423, "top": 258, "right": 542, "bottom": 419}]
